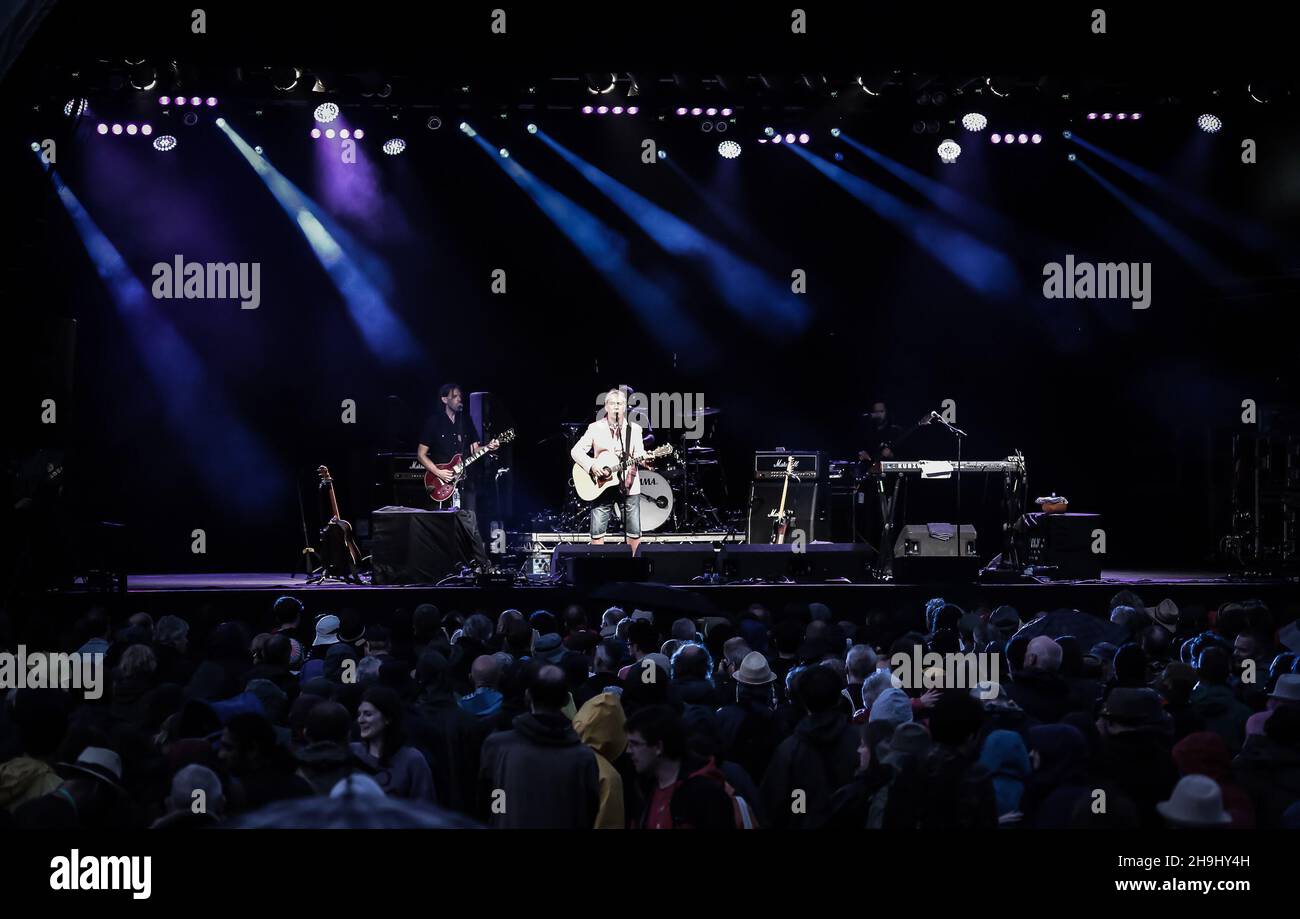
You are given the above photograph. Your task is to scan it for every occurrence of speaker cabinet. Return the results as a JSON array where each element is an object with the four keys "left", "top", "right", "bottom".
[{"left": 746, "top": 481, "right": 825, "bottom": 543}]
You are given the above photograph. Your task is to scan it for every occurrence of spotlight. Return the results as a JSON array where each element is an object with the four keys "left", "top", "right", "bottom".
[
  {"left": 582, "top": 105, "right": 594, "bottom": 114},
  {"left": 585, "top": 72, "right": 617, "bottom": 95},
  {"left": 314, "top": 102, "right": 340, "bottom": 123},
  {"left": 325, "top": 128, "right": 336, "bottom": 138},
  {"left": 126, "top": 124, "right": 138, "bottom": 135},
  {"left": 1087, "top": 112, "right": 1098, "bottom": 120},
  {"left": 189, "top": 97, "right": 201, "bottom": 106},
  {"left": 30, "top": 141, "right": 39, "bottom": 152},
  {"left": 596, "top": 105, "right": 609, "bottom": 114},
  {"left": 771, "top": 134, "right": 783, "bottom": 144},
  {"left": 63, "top": 98, "right": 88, "bottom": 118},
  {"left": 158, "top": 96, "right": 170, "bottom": 106},
  {"left": 715, "top": 121, "right": 727, "bottom": 133},
  {"left": 339, "top": 129, "right": 350, "bottom": 139},
  {"left": 961, "top": 112, "right": 987, "bottom": 132},
  {"left": 111, "top": 123, "right": 122, "bottom": 135},
  {"left": 206, "top": 97, "right": 217, "bottom": 107},
  {"left": 1017, "top": 133, "right": 1028, "bottom": 144},
  {"left": 1031, "top": 133, "right": 1042, "bottom": 144},
  {"left": 676, "top": 107, "right": 687, "bottom": 116},
  {"left": 937, "top": 139, "right": 961, "bottom": 163},
  {"left": 798, "top": 133, "right": 809, "bottom": 144},
  {"left": 1101, "top": 112, "right": 1113, "bottom": 120},
  {"left": 1116, "top": 112, "right": 1127, "bottom": 120},
  {"left": 216, "top": 117, "right": 226, "bottom": 127},
  {"left": 830, "top": 127, "right": 841, "bottom": 137},
  {"left": 720, "top": 108, "right": 732, "bottom": 116},
  {"left": 175, "top": 96, "right": 186, "bottom": 105},
  {"left": 499, "top": 147, "right": 509, "bottom": 158},
  {"left": 1131, "top": 112, "right": 1142, "bottom": 120},
  {"left": 527, "top": 123, "right": 538, "bottom": 134},
  {"left": 96, "top": 123, "right": 108, "bottom": 134},
  {"left": 784, "top": 133, "right": 795, "bottom": 143},
  {"left": 706, "top": 107, "right": 717, "bottom": 116},
  {"left": 657, "top": 149, "right": 666, "bottom": 160},
  {"left": 833, "top": 151, "right": 843, "bottom": 161},
  {"left": 701, "top": 121, "right": 713, "bottom": 132},
  {"left": 383, "top": 137, "right": 406, "bottom": 155},
  {"left": 691, "top": 107, "right": 702, "bottom": 116},
  {"left": 1197, "top": 113, "right": 1223, "bottom": 133},
  {"left": 353, "top": 129, "right": 364, "bottom": 139},
  {"left": 1062, "top": 130, "right": 1072, "bottom": 139},
  {"left": 271, "top": 66, "right": 301, "bottom": 92},
  {"left": 153, "top": 135, "right": 177, "bottom": 152},
  {"left": 1002, "top": 133, "right": 1015, "bottom": 143},
  {"left": 129, "top": 63, "right": 157, "bottom": 91},
  {"left": 427, "top": 116, "right": 442, "bottom": 130},
  {"left": 626, "top": 106, "right": 639, "bottom": 115},
  {"left": 763, "top": 126, "right": 774, "bottom": 136},
  {"left": 612, "top": 106, "right": 624, "bottom": 114},
  {"left": 311, "top": 128, "right": 321, "bottom": 138},
  {"left": 717, "top": 140, "right": 741, "bottom": 158},
  {"left": 1067, "top": 153, "right": 1077, "bottom": 162},
  {"left": 459, "top": 122, "right": 477, "bottom": 137},
  {"left": 254, "top": 145, "right": 263, "bottom": 155},
  {"left": 990, "top": 134, "right": 1000, "bottom": 144}
]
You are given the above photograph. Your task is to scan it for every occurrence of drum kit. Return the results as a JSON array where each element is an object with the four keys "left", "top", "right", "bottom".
[{"left": 550, "top": 405, "right": 728, "bottom": 533}]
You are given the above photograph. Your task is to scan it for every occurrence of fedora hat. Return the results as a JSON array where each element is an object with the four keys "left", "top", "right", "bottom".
[
  {"left": 1101, "top": 688, "right": 1170, "bottom": 727},
  {"left": 1147, "top": 598, "right": 1179, "bottom": 633},
  {"left": 734, "top": 651, "right": 776, "bottom": 686},
  {"left": 1157, "top": 774, "right": 1232, "bottom": 827},
  {"left": 56, "top": 746, "right": 125, "bottom": 794},
  {"left": 1270, "top": 673, "right": 1300, "bottom": 703}
]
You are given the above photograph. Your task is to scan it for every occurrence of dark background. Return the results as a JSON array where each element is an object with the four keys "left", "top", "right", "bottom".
[{"left": 3, "top": 3, "right": 1298, "bottom": 573}]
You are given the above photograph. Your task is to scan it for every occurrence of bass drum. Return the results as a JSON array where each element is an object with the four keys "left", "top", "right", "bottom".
[{"left": 616, "top": 470, "right": 674, "bottom": 532}]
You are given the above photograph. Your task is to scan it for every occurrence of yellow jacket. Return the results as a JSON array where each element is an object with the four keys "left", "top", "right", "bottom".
[{"left": 572, "top": 692, "right": 627, "bottom": 829}]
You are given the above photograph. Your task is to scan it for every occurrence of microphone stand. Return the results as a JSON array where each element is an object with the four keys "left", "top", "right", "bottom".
[{"left": 930, "top": 414, "right": 968, "bottom": 564}]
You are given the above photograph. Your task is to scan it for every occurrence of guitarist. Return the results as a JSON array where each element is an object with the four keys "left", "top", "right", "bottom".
[
  {"left": 571, "top": 388, "right": 648, "bottom": 556},
  {"left": 417, "top": 383, "right": 494, "bottom": 568}
]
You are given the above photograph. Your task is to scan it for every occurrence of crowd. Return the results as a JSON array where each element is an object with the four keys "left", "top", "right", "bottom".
[{"left": 1, "top": 590, "right": 1299, "bottom": 829}]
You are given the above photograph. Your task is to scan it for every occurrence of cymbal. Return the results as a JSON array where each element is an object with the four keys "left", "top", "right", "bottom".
[
  {"left": 560, "top": 422, "right": 586, "bottom": 431},
  {"left": 686, "top": 446, "right": 716, "bottom": 456},
  {"left": 683, "top": 407, "right": 721, "bottom": 419}
]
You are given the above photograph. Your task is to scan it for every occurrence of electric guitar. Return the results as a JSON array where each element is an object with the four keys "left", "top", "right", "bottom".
[
  {"left": 769, "top": 455, "right": 797, "bottom": 544},
  {"left": 424, "top": 428, "right": 516, "bottom": 504},
  {"left": 317, "top": 465, "right": 362, "bottom": 576},
  {"left": 573, "top": 444, "right": 674, "bottom": 502}
]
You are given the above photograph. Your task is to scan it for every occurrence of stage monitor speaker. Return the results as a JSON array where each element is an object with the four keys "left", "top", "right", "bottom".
[
  {"left": 640, "top": 544, "right": 721, "bottom": 584},
  {"left": 371, "top": 508, "right": 466, "bottom": 584},
  {"left": 553, "top": 544, "right": 650, "bottom": 587},
  {"left": 1014, "top": 512, "right": 1103, "bottom": 580},
  {"left": 892, "top": 523, "right": 979, "bottom": 583},
  {"left": 746, "top": 480, "right": 825, "bottom": 543},
  {"left": 718, "top": 543, "right": 874, "bottom": 583}
]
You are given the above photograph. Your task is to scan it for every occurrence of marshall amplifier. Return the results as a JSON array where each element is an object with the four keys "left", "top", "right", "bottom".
[
  {"left": 752, "top": 450, "right": 826, "bottom": 481},
  {"left": 376, "top": 452, "right": 433, "bottom": 508}
]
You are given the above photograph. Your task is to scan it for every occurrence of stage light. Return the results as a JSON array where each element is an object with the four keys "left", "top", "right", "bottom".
[
  {"left": 126, "top": 124, "right": 138, "bottom": 135},
  {"left": 130, "top": 63, "right": 157, "bottom": 91},
  {"left": 702, "top": 121, "right": 713, "bottom": 133},
  {"left": 271, "top": 66, "right": 301, "bottom": 91},
  {"left": 189, "top": 96, "right": 201, "bottom": 106},
  {"left": 1002, "top": 133, "right": 1015, "bottom": 143},
  {"left": 325, "top": 128, "right": 335, "bottom": 138},
  {"left": 833, "top": 151, "right": 843, "bottom": 161},
  {"left": 657, "top": 149, "right": 667, "bottom": 159},
  {"left": 937, "top": 139, "right": 961, "bottom": 163},
  {"left": 784, "top": 133, "right": 795, "bottom": 143},
  {"left": 691, "top": 107, "right": 702, "bottom": 116},
  {"left": 382, "top": 137, "right": 406, "bottom": 155},
  {"left": 721, "top": 107, "right": 732, "bottom": 116},
  {"left": 311, "top": 128, "right": 321, "bottom": 138},
  {"left": 717, "top": 140, "right": 741, "bottom": 159},
  {"left": 314, "top": 102, "right": 340, "bottom": 123},
  {"left": 627, "top": 106, "right": 639, "bottom": 115},
  {"left": 339, "top": 129, "right": 350, "bottom": 139},
  {"left": 206, "top": 97, "right": 217, "bottom": 107},
  {"left": 1062, "top": 130, "right": 1072, "bottom": 139},
  {"left": 96, "top": 123, "right": 107, "bottom": 134},
  {"left": 183, "top": 112, "right": 198, "bottom": 126},
  {"left": 596, "top": 105, "right": 609, "bottom": 114},
  {"left": 1087, "top": 112, "right": 1098, "bottom": 120},
  {"left": 353, "top": 129, "right": 364, "bottom": 139},
  {"left": 1131, "top": 112, "right": 1142, "bottom": 120},
  {"left": 158, "top": 95, "right": 170, "bottom": 106},
  {"left": 585, "top": 73, "right": 617, "bottom": 95},
  {"left": 527, "top": 123, "right": 538, "bottom": 134},
  {"left": 498, "top": 147, "right": 510, "bottom": 158},
  {"left": 706, "top": 107, "right": 717, "bottom": 116},
  {"left": 111, "top": 123, "right": 122, "bottom": 135},
  {"left": 771, "top": 134, "right": 783, "bottom": 144},
  {"left": 1067, "top": 153, "right": 1077, "bottom": 162},
  {"left": 961, "top": 112, "right": 987, "bottom": 132},
  {"left": 830, "top": 127, "right": 841, "bottom": 137},
  {"left": 582, "top": 105, "right": 594, "bottom": 114},
  {"left": 798, "top": 133, "right": 809, "bottom": 144},
  {"left": 64, "top": 98, "right": 88, "bottom": 117},
  {"left": 1031, "top": 133, "right": 1042, "bottom": 144},
  {"left": 715, "top": 121, "right": 727, "bottom": 133},
  {"left": 30, "top": 141, "right": 39, "bottom": 152},
  {"left": 153, "top": 135, "right": 177, "bottom": 152},
  {"left": 426, "top": 116, "right": 442, "bottom": 130},
  {"left": 612, "top": 105, "right": 624, "bottom": 114},
  {"left": 764, "top": 126, "right": 774, "bottom": 136},
  {"left": 175, "top": 96, "right": 186, "bottom": 105},
  {"left": 254, "top": 145, "right": 263, "bottom": 155},
  {"left": 990, "top": 133, "right": 1000, "bottom": 144},
  {"left": 1017, "top": 133, "right": 1028, "bottom": 144},
  {"left": 1197, "top": 113, "right": 1223, "bottom": 133},
  {"left": 676, "top": 107, "right": 687, "bottom": 116},
  {"left": 215, "top": 117, "right": 226, "bottom": 127},
  {"left": 460, "top": 122, "right": 477, "bottom": 137}
]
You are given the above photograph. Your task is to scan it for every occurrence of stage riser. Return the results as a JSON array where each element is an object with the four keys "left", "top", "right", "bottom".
[{"left": 552, "top": 543, "right": 876, "bottom": 586}]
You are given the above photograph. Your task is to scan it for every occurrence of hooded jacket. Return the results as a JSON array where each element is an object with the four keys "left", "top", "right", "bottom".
[
  {"left": 478, "top": 711, "right": 600, "bottom": 829},
  {"left": 572, "top": 693, "right": 627, "bottom": 829},
  {"left": 1232, "top": 734, "right": 1300, "bottom": 828},
  {"left": 1188, "top": 683, "right": 1252, "bottom": 753},
  {"left": 759, "top": 709, "right": 858, "bottom": 829}
]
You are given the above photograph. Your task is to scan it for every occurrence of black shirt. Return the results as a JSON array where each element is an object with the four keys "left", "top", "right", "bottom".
[{"left": 420, "top": 409, "right": 482, "bottom": 488}]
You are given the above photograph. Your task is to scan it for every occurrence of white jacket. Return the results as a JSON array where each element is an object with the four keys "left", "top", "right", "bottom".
[{"left": 571, "top": 419, "right": 646, "bottom": 495}]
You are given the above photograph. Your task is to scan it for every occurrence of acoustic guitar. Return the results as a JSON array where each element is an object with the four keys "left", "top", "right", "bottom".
[
  {"left": 572, "top": 444, "right": 674, "bottom": 502},
  {"left": 317, "top": 465, "right": 361, "bottom": 577}
]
